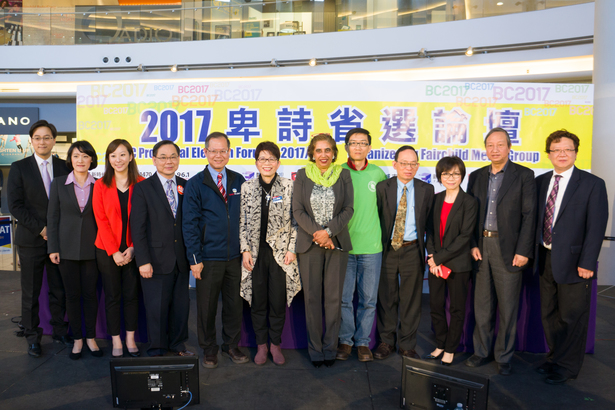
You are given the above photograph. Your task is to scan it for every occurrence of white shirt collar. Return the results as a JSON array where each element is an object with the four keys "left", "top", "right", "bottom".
[
  {"left": 554, "top": 166, "right": 574, "bottom": 180},
  {"left": 33, "top": 153, "right": 52, "bottom": 167},
  {"left": 157, "top": 172, "right": 177, "bottom": 187}
]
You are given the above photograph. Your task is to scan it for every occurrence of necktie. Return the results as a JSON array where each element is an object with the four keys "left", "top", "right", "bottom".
[
  {"left": 166, "top": 179, "right": 177, "bottom": 218},
  {"left": 217, "top": 172, "right": 227, "bottom": 203},
  {"left": 41, "top": 160, "right": 51, "bottom": 198},
  {"left": 543, "top": 175, "right": 562, "bottom": 246},
  {"left": 391, "top": 186, "right": 407, "bottom": 251}
]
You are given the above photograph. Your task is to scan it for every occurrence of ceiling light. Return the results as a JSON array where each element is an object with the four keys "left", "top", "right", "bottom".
[
  {"left": 465, "top": 46, "right": 474, "bottom": 56},
  {"left": 309, "top": 58, "right": 317, "bottom": 67},
  {"left": 497, "top": 2, "right": 503, "bottom": 5},
  {"left": 170, "top": 64, "right": 178, "bottom": 72},
  {"left": 37, "top": 68, "right": 44, "bottom": 76}
]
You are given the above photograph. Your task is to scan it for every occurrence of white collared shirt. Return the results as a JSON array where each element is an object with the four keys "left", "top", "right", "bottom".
[
  {"left": 157, "top": 172, "right": 178, "bottom": 205},
  {"left": 543, "top": 166, "right": 574, "bottom": 249},
  {"left": 33, "top": 153, "right": 54, "bottom": 184}
]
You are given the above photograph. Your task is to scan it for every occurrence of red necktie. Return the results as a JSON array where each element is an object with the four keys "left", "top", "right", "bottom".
[{"left": 217, "top": 172, "right": 227, "bottom": 203}]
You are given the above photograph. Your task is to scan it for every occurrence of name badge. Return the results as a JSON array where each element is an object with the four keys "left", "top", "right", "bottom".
[{"left": 272, "top": 195, "right": 283, "bottom": 203}]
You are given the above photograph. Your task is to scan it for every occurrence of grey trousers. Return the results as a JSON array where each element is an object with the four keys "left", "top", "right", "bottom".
[
  {"left": 472, "top": 237, "right": 523, "bottom": 364},
  {"left": 298, "top": 244, "right": 349, "bottom": 361}
]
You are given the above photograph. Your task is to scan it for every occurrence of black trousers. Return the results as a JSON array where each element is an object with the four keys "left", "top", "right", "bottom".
[
  {"left": 19, "top": 245, "right": 68, "bottom": 344},
  {"left": 58, "top": 259, "right": 99, "bottom": 340},
  {"left": 195, "top": 257, "right": 242, "bottom": 355},
  {"left": 377, "top": 243, "right": 423, "bottom": 351},
  {"left": 428, "top": 270, "right": 470, "bottom": 353},
  {"left": 251, "top": 243, "right": 287, "bottom": 346},
  {"left": 539, "top": 247, "right": 591, "bottom": 378},
  {"left": 140, "top": 265, "right": 190, "bottom": 356},
  {"left": 96, "top": 248, "right": 139, "bottom": 336},
  {"left": 298, "top": 244, "right": 348, "bottom": 361}
]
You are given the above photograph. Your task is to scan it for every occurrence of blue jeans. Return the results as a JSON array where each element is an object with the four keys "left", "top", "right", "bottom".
[{"left": 339, "top": 253, "right": 382, "bottom": 347}]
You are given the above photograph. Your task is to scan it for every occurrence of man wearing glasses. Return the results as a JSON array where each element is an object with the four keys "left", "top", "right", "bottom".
[
  {"left": 183, "top": 132, "right": 247, "bottom": 368},
  {"left": 465, "top": 127, "right": 536, "bottom": 376},
  {"left": 374, "top": 146, "right": 434, "bottom": 360},
  {"left": 336, "top": 128, "right": 387, "bottom": 362},
  {"left": 534, "top": 130, "right": 607, "bottom": 384},
  {"left": 131, "top": 140, "right": 193, "bottom": 357}
]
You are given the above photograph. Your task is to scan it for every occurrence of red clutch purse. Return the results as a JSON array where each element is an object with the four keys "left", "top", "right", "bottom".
[{"left": 440, "top": 265, "right": 452, "bottom": 280}]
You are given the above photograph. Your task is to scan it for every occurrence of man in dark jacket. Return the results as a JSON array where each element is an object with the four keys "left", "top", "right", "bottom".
[{"left": 182, "top": 132, "right": 247, "bottom": 369}]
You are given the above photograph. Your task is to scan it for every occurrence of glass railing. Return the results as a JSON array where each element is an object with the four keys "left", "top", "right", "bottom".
[{"left": 0, "top": 0, "right": 593, "bottom": 46}]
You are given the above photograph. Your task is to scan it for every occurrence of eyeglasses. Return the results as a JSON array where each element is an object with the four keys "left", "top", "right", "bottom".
[
  {"left": 32, "top": 137, "right": 54, "bottom": 142},
  {"left": 257, "top": 158, "right": 278, "bottom": 164},
  {"left": 206, "top": 149, "right": 229, "bottom": 156},
  {"left": 396, "top": 161, "right": 419, "bottom": 169},
  {"left": 347, "top": 141, "right": 369, "bottom": 147},
  {"left": 441, "top": 172, "right": 462, "bottom": 179},
  {"left": 155, "top": 155, "right": 179, "bottom": 162},
  {"left": 547, "top": 149, "right": 576, "bottom": 155}
]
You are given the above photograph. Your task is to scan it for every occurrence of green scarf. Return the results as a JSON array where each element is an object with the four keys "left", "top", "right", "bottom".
[{"left": 305, "top": 162, "right": 343, "bottom": 187}]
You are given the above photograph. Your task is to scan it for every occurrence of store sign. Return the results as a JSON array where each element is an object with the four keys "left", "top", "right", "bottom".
[{"left": 0, "top": 108, "right": 38, "bottom": 134}]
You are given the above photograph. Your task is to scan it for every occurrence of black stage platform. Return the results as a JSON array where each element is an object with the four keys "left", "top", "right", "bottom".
[{"left": 0, "top": 270, "right": 614, "bottom": 409}]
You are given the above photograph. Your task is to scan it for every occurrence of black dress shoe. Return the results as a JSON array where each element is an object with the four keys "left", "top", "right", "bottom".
[
  {"left": 53, "top": 335, "right": 74, "bottom": 345},
  {"left": 498, "top": 363, "right": 512, "bottom": 376},
  {"left": 69, "top": 351, "right": 82, "bottom": 360},
  {"left": 545, "top": 373, "right": 575, "bottom": 385},
  {"left": 312, "top": 360, "right": 324, "bottom": 368},
  {"left": 89, "top": 348, "right": 104, "bottom": 358},
  {"left": 441, "top": 360, "right": 452, "bottom": 367},
  {"left": 28, "top": 343, "right": 42, "bottom": 358},
  {"left": 324, "top": 359, "right": 336, "bottom": 367},
  {"left": 464, "top": 355, "right": 489, "bottom": 368},
  {"left": 536, "top": 362, "right": 555, "bottom": 375},
  {"left": 127, "top": 348, "right": 140, "bottom": 357},
  {"left": 425, "top": 351, "right": 443, "bottom": 360}
]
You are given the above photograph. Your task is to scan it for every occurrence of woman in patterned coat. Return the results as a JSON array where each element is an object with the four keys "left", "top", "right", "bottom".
[{"left": 240, "top": 141, "right": 301, "bottom": 366}]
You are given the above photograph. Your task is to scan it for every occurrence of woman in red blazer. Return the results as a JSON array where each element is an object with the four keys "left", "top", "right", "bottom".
[{"left": 93, "top": 139, "right": 144, "bottom": 358}]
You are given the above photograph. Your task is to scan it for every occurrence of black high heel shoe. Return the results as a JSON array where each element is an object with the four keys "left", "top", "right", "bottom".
[
  {"left": 441, "top": 353, "right": 454, "bottom": 366},
  {"left": 87, "top": 345, "right": 104, "bottom": 358},
  {"left": 69, "top": 350, "right": 82, "bottom": 361},
  {"left": 424, "top": 351, "right": 444, "bottom": 360}
]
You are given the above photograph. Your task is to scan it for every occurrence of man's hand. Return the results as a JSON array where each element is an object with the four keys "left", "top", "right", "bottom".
[
  {"left": 471, "top": 247, "right": 482, "bottom": 261},
  {"left": 191, "top": 262, "right": 204, "bottom": 280},
  {"left": 578, "top": 267, "right": 594, "bottom": 279},
  {"left": 139, "top": 263, "right": 153, "bottom": 279},
  {"left": 40, "top": 226, "right": 47, "bottom": 241},
  {"left": 113, "top": 251, "right": 125, "bottom": 266},
  {"left": 242, "top": 252, "right": 254, "bottom": 271},
  {"left": 313, "top": 230, "right": 330, "bottom": 245},
  {"left": 512, "top": 254, "right": 529, "bottom": 267},
  {"left": 284, "top": 251, "right": 296, "bottom": 265},
  {"left": 49, "top": 253, "right": 60, "bottom": 264}
]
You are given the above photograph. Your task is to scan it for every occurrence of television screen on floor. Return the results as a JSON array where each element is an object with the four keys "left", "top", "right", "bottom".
[
  {"left": 401, "top": 356, "right": 489, "bottom": 410},
  {"left": 110, "top": 356, "right": 200, "bottom": 408}
]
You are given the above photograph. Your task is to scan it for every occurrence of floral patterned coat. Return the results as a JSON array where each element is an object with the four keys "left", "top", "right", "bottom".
[{"left": 239, "top": 175, "right": 301, "bottom": 306}]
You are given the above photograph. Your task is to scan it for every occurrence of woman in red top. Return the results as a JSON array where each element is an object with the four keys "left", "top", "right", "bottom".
[
  {"left": 93, "top": 139, "right": 144, "bottom": 358},
  {"left": 425, "top": 156, "right": 477, "bottom": 366}
]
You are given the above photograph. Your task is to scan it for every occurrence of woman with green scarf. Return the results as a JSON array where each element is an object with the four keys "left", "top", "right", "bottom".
[{"left": 293, "top": 133, "right": 354, "bottom": 368}]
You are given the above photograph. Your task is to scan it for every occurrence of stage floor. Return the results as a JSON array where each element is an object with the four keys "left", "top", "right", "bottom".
[{"left": 0, "top": 270, "right": 614, "bottom": 409}]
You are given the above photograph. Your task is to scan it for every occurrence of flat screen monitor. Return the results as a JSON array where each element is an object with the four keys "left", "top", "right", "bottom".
[
  {"left": 110, "top": 356, "right": 200, "bottom": 409},
  {"left": 401, "top": 356, "right": 489, "bottom": 410}
]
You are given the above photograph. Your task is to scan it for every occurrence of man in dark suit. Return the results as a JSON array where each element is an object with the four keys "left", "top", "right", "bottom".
[
  {"left": 535, "top": 130, "right": 608, "bottom": 384},
  {"left": 131, "top": 140, "right": 193, "bottom": 357},
  {"left": 465, "top": 127, "right": 536, "bottom": 375},
  {"left": 7, "top": 120, "right": 71, "bottom": 357},
  {"left": 374, "top": 146, "right": 434, "bottom": 360}
]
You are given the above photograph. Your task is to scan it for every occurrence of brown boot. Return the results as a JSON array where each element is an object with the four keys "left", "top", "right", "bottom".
[
  {"left": 336, "top": 343, "right": 352, "bottom": 360},
  {"left": 357, "top": 346, "right": 373, "bottom": 362}
]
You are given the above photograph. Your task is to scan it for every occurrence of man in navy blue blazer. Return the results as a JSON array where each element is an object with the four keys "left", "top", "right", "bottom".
[{"left": 535, "top": 130, "right": 608, "bottom": 385}]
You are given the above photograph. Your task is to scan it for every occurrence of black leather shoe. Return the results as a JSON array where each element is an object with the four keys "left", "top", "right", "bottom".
[
  {"left": 441, "top": 360, "right": 452, "bottom": 366},
  {"left": 545, "top": 373, "right": 575, "bottom": 385},
  {"left": 324, "top": 359, "right": 336, "bottom": 367},
  {"left": 536, "top": 362, "right": 555, "bottom": 375},
  {"left": 464, "top": 355, "right": 489, "bottom": 368},
  {"left": 89, "top": 348, "right": 104, "bottom": 358},
  {"left": 312, "top": 360, "right": 324, "bottom": 368},
  {"left": 498, "top": 363, "right": 512, "bottom": 376},
  {"left": 69, "top": 351, "right": 82, "bottom": 360},
  {"left": 127, "top": 348, "right": 140, "bottom": 357},
  {"left": 399, "top": 349, "right": 421, "bottom": 360},
  {"left": 53, "top": 335, "right": 74, "bottom": 345},
  {"left": 425, "top": 351, "right": 443, "bottom": 360},
  {"left": 28, "top": 343, "right": 42, "bottom": 358}
]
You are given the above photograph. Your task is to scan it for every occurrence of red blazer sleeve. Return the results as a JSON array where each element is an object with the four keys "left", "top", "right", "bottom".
[{"left": 93, "top": 179, "right": 121, "bottom": 256}]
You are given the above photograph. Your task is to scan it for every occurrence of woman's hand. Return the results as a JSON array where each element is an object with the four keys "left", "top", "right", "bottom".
[
  {"left": 313, "top": 230, "right": 330, "bottom": 245},
  {"left": 123, "top": 247, "right": 134, "bottom": 263},
  {"left": 427, "top": 254, "right": 436, "bottom": 269},
  {"left": 321, "top": 238, "right": 335, "bottom": 250},
  {"left": 242, "top": 252, "right": 254, "bottom": 271},
  {"left": 113, "top": 251, "right": 125, "bottom": 266},
  {"left": 49, "top": 253, "right": 60, "bottom": 264},
  {"left": 284, "top": 251, "right": 296, "bottom": 265},
  {"left": 430, "top": 265, "right": 442, "bottom": 277}
]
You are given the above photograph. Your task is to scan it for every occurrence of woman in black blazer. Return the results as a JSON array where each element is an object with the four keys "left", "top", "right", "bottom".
[
  {"left": 292, "top": 133, "right": 354, "bottom": 368},
  {"left": 425, "top": 156, "right": 477, "bottom": 366},
  {"left": 47, "top": 141, "right": 101, "bottom": 360}
]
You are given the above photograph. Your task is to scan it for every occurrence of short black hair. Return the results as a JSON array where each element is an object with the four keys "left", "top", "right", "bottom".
[
  {"left": 394, "top": 145, "right": 419, "bottom": 162},
  {"left": 66, "top": 140, "right": 98, "bottom": 171},
  {"left": 205, "top": 132, "right": 231, "bottom": 150},
  {"left": 29, "top": 120, "right": 57, "bottom": 139},
  {"left": 344, "top": 128, "right": 371, "bottom": 145},
  {"left": 255, "top": 141, "right": 280, "bottom": 161},
  {"left": 484, "top": 127, "right": 511, "bottom": 148},
  {"left": 153, "top": 140, "right": 180, "bottom": 157},
  {"left": 435, "top": 156, "right": 466, "bottom": 183}
]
